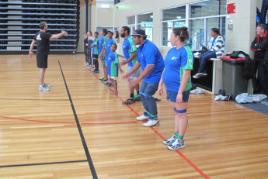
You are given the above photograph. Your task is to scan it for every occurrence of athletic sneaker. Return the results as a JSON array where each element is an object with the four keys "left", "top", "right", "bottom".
[
  {"left": 122, "top": 98, "right": 135, "bottom": 105},
  {"left": 94, "top": 70, "right": 99, "bottom": 73},
  {"left": 99, "top": 77, "right": 107, "bottom": 81},
  {"left": 136, "top": 114, "right": 149, "bottom": 121},
  {"left": 85, "top": 62, "right": 90, "bottom": 67},
  {"left": 163, "top": 135, "right": 177, "bottom": 145},
  {"left": 38, "top": 84, "right": 49, "bottom": 92},
  {"left": 143, "top": 119, "right": 159, "bottom": 127},
  {"left": 43, "top": 83, "right": 50, "bottom": 89},
  {"left": 133, "top": 95, "right": 141, "bottom": 102},
  {"left": 193, "top": 73, "right": 207, "bottom": 79},
  {"left": 167, "top": 139, "right": 185, "bottom": 150}
]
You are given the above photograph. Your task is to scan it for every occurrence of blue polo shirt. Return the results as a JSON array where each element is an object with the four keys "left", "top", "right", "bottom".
[
  {"left": 98, "top": 36, "right": 105, "bottom": 55},
  {"left": 162, "top": 45, "right": 193, "bottom": 92},
  {"left": 104, "top": 38, "right": 115, "bottom": 62},
  {"left": 137, "top": 40, "right": 164, "bottom": 83},
  {"left": 122, "top": 36, "right": 137, "bottom": 67}
]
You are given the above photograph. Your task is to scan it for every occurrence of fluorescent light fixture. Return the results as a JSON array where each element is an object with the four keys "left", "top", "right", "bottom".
[{"left": 98, "top": 3, "right": 111, "bottom": 8}]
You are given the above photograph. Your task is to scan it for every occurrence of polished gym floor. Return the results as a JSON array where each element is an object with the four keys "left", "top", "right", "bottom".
[{"left": 0, "top": 54, "right": 268, "bottom": 179}]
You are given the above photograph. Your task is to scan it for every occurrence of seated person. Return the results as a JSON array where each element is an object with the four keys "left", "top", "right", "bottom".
[{"left": 193, "top": 28, "right": 225, "bottom": 79}]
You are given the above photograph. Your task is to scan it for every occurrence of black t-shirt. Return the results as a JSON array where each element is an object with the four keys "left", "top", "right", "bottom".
[{"left": 34, "top": 31, "right": 52, "bottom": 55}]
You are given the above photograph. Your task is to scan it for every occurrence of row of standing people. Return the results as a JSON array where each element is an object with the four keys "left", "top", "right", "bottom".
[
  {"left": 28, "top": 22, "right": 193, "bottom": 151},
  {"left": 87, "top": 26, "right": 193, "bottom": 150}
]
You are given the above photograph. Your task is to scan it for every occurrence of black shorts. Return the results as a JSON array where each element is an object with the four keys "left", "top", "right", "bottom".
[{"left": 37, "top": 54, "right": 48, "bottom": 68}]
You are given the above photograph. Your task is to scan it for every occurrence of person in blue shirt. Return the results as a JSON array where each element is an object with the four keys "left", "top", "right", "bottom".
[
  {"left": 91, "top": 31, "right": 99, "bottom": 73},
  {"left": 102, "top": 31, "right": 116, "bottom": 86},
  {"left": 120, "top": 26, "right": 140, "bottom": 105},
  {"left": 123, "top": 29, "right": 164, "bottom": 127},
  {"left": 107, "top": 43, "right": 123, "bottom": 95},
  {"left": 157, "top": 27, "right": 193, "bottom": 150},
  {"left": 98, "top": 28, "right": 108, "bottom": 81}
]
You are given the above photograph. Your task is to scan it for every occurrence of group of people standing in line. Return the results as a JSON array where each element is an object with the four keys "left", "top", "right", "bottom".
[
  {"left": 83, "top": 26, "right": 194, "bottom": 150},
  {"left": 32, "top": 20, "right": 267, "bottom": 151},
  {"left": 30, "top": 19, "right": 266, "bottom": 151}
]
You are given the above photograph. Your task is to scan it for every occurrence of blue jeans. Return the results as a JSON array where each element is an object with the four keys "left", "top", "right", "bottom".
[
  {"left": 140, "top": 81, "right": 159, "bottom": 120},
  {"left": 198, "top": 51, "right": 216, "bottom": 73}
]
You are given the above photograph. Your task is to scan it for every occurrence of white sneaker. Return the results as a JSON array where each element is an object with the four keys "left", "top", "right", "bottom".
[
  {"left": 143, "top": 119, "right": 159, "bottom": 127},
  {"left": 43, "top": 83, "right": 50, "bottom": 90},
  {"left": 193, "top": 73, "right": 207, "bottom": 79},
  {"left": 163, "top": 135, "right": 177, "bottom": 145},
  {"left": 190, "top": 87, "right": 206, "bottom": 94},
  {"left": 38, "top": 85, "right": 49, "bottom": 92},
  {"left": 136, "top": 114, "right": 149, "bottom": 121},
  {"left": 167, "top": 139, "right": 185, "bottom": 150}
]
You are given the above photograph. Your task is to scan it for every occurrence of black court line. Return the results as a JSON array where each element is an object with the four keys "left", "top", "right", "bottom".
[
  {"left": 0, "top": 97, "right": 68, "bottom": 101},
  {"left": 0, "top": 160, "right": 87, "bottom": 169},
  {"left": 58, "top": 61, "right": 98, "bottom": 179}
]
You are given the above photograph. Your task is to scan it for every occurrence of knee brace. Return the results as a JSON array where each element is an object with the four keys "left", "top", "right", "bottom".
[{"left": 173, "top": 108, "right": 187, "bottom": 114}]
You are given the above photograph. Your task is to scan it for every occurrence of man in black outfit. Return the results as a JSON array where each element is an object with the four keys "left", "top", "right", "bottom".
[
  {"left": 29, "top": 21, "right": 68, "bottom": 92},
  {"left": 251, "top": 24, "right": 268, "bottom": 95}
]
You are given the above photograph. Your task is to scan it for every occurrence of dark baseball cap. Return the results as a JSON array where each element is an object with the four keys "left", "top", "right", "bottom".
[{"left": 131, "top": 29, "right": 147, "bottom": 37}]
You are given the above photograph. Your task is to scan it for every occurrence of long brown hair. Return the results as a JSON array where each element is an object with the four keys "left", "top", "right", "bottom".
[{"left": 172, "top": 27, "right": 189, "bottom": 42}]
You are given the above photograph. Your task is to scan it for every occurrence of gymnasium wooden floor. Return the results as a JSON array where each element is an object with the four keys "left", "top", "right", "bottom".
[{"left": 0, "top": 54, "right": 268, "bottom": 179}]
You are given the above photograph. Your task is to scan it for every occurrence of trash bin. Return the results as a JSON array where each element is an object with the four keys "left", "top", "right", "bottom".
[{"left": 222, "top": 57, "right": 248, "bottom": 97}]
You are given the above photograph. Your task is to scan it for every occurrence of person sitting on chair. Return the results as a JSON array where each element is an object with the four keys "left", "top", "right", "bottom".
[{"left": 193, "top": 28, "right": 224, "bottom": 79}]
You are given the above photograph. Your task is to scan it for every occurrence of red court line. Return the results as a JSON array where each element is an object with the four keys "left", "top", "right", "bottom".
[
  {"left": 89, "top": 70, "right": 210, "bottom": 179},
  {"left": 0, "top": 115, "right": 136, "bottom": 126}
]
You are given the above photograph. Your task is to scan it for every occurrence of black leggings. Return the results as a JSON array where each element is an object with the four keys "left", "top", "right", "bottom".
[{"left": 93, "top": 55, "right": 99, "bottom": 71}]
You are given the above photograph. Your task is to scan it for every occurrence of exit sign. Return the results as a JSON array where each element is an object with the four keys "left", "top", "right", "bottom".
[{"left": 227, "top": 3, "right": 236, "bottom": 14}]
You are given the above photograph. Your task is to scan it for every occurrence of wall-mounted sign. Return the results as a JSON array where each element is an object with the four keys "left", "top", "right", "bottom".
[{"left": 227, "top": 3, "right": 236, "bottom": 14}]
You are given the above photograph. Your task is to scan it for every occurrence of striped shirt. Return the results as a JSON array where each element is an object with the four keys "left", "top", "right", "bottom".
[{"left": 208, "top": 35, "right": 225, "bottom": 57}]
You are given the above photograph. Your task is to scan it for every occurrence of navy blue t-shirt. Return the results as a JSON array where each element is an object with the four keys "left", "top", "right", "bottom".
[{"left": 137, "top": 40, "right": 164, "bottom": 83}]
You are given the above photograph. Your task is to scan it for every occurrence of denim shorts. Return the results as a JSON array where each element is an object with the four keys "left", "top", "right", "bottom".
[
  {"left": 166, "top": 90, "right": 190, "bottom": 103},
  {"left": 127, "top": 66, "right": 141, "bottom": 80}
]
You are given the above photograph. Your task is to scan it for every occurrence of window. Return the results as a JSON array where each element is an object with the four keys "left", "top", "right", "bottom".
[
  {"left": 137, "top": 13, "right": 153, "bottom": 41},
  {"left": 190, "top": 17, "right": 227, "bottom": 51},
  {"left": 162, "top": 6, "right": 186, "bottom": 46},
  {"left": 127, "top": 16, "right": 135, "bottom": 24},
  {"left": 161, "top": 0, "right": 227, "bottom": 49},
  {"left": 189, "top": 0, "right": 226, "bottom": 50},
  {"left": 190, "top": 0, "right": 226, "bottom": 18},
  {"left": 206, "top": 17, "right": 226, "bottom": 43},
  {"left": 127, "top": 16, "right": 135, "bottom": 34},
  {"left": 189, "top": 19, "right": 205, "bottom": 50}
]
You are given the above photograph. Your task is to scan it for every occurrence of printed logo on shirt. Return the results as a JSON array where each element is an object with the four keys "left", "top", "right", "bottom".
[
  {"left": 171, "top": 56, "right": 177, "bottom": 61},
  {"left": 36, "top": 34, "right": 41, "bottom": 40}
]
